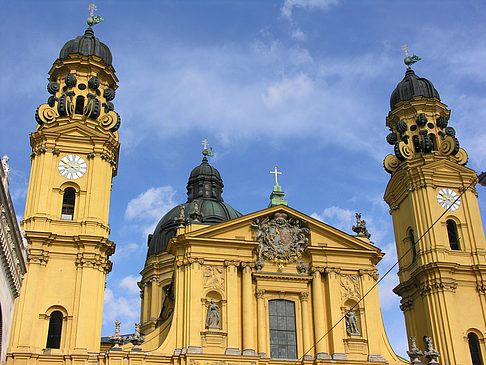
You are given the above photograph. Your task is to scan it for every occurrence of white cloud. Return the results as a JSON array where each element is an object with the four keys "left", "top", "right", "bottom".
[
  {"left": 103, "top": 287, "right": 140, "bottom": 336},
  {"left": 281, "top": 0, "right": 340, "bottom": 20},
  {"left": 311, "top": 206, "right": 355, "bottom": 233},
  {"left": 124, "top": 186, "right": 177, "bottom": 236},
  {"left": 290, "top": 27, "right": 307, "bottom": 41},
  {"left": 262, "top": 73, "right": 313, "bottom": 108},
  {"left": 111, "top": 242, "right": 140, "bottom": 263},
  {"left": 119, "top": 275, "right": 141, "bottom": 295}
]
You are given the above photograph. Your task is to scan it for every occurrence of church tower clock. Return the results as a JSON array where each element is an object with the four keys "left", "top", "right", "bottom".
[
  {"left": 7, "top": 20, "right": 121, "bottom": 359},
  {"left": 384, "top": 56, "right": 486, "bottom": 365}
]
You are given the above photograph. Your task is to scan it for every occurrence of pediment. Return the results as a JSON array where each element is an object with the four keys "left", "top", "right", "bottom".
[
  {"left": 37, "top": 120, "right": 114, "bottom": 141},
  {"left": 184, "top": 205, "right": 381, "bottom": 255}
]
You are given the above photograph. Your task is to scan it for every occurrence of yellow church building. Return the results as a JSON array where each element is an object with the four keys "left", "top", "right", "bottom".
[{"left": 5, "top": 20, "right": 486, "bottom": 365}]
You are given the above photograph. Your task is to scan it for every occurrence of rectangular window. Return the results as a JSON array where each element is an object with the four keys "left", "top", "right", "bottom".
[{"left": 269, "top": 300, "right": 297, "bottom": 359}]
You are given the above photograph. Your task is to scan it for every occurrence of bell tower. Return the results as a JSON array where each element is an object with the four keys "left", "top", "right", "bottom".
[
  {"left": 384, "top": 56, "right": 486, "bottom": 364},
  {"left": 7, "top": 18, "right": 121, "bottom": 359}
]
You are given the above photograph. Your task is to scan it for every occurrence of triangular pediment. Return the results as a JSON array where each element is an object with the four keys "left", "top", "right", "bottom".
[
  {"left": 41, "top": 121, "right": 108, "bottom": 139},
  {"left": 184, "top": 204, "right": 381, "bottom": 255}
]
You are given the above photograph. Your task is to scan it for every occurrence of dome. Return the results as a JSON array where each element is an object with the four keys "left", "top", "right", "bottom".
[
  {"left": 390, "top": 68, "right": 440, "bottom": 110},
  {"left": 146, "top": 156, "right": 242, "bottom": 257},
  {"left": 59, "top": 27, "right": 112, "bottom": 65}
]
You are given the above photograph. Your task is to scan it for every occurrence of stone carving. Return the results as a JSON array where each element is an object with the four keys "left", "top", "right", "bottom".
[
  {"left": 2, "top": 156, "right": 9, "bottom": 185},
  {"left": 175, "top": 205, "right": 188, "bottom": 228},
  {"left": 340, "top": 274, "right": 360, "bottom": 300},
  {"left": 255, "top": 260, "right": 264, "bottom": 271},
  {"left": 203, "top": 265, "right": 224, "bottom": 290},
  {"left": 251, "top": 211, "right": 309, "bottom": 263},
  {"left": 129, "top": 322, "right": 145, "bottom": 350},
  {"left": 189, "top": 200, "right": 203, "bottom": 223},
  {"left": 109, "top": 320, "right": 124, "bottom": 349},
  {"left": 352, "top": 213, "right": 371, "bottom": 238},
  {"left": 407, "top": 336, "right": 423, "bottom": 364},
  {"left": 296, "top": 261, "right": 308, "bottom": 274},
  {"left": 88, "top": 76, "right": 100, "bottom": 89},
  {"left": 424, "top": 337, "right": 440, "bottom": 364},
  {"left": 345, "top": 308, "right": 360, "bottom": 336},
  {"left": 65, "top": 73, "right": 77, "bottom": 87},
  {"left": 47, "top": 81, "right": 60, "bottom": 94},
  {"left": 205, "top": 299, "right": 220, "bottom": 329}
]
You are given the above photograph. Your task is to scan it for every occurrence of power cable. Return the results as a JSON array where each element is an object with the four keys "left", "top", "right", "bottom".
[{"left": 295, "top": 174, "right": 479, "bottom": 362}]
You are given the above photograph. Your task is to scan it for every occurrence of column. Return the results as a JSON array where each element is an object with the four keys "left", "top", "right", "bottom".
[
  {"left": 312, "top": 268, "right": 331, "bottom": 359},
  {"left": 142, "top": 282, "right": 150, "bottom": 324},
  {"left": 256, "top": 289, "right": 267, "bottom": 357},
  {"left": 241, "top": 262, "right": 256, "bottom": 356},
  {"left": 188, "top": 259, "right": 203, "bottom": 353},
  {"left": 300, "top": 291, "right": 313, "bottom": 360},
  {"left": 325, "top": 268, "right": 346, "bottom": 360},
  {"left": 150, "top": 277, "right": 160, "bottom": 320},
  {"left": 225, "top": 260, "right": 241, "bottom": 355}
]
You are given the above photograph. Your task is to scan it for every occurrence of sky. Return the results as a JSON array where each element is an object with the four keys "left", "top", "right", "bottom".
[{"left": 1, "top": 0, "right": 486, "bottom": 358}]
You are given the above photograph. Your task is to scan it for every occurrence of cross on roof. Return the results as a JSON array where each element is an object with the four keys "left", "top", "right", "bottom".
[
  {"left": 88, "top": 3, "right": 97, "bottom": 17},
  {"left": 201, "top": 138, "right": 209, "bottom": 150},
  {"left": 402, "top": 44, "right": 409, "bottom": 57},
  {"left": 270, "top": 166, "right": 282, "bottom": 185}
]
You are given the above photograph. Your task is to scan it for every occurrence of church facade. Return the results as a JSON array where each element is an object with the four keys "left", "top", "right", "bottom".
[{"left": 5, "top": 22, "right": 486, "bottom": 365}]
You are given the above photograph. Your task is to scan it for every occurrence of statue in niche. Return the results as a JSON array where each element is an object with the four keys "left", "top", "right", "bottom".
[
  {"left": 345, "top": 307, "right": 360, "bottom": 336},
  {"left": 205, "top": 299, "right": 220, "bottom": 329}
]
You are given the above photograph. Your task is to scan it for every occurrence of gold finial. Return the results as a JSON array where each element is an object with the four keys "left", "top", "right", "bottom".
[
  {"left": 402, "top": 44, "right": 409, "bottom": 57},
  {"left": 270, "top": 166, "right": 282, "bottom": 185}
]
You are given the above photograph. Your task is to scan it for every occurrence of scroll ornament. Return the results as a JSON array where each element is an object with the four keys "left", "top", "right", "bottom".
[{"left": 35, "top": 74, "right": 121, "bottom": 132}]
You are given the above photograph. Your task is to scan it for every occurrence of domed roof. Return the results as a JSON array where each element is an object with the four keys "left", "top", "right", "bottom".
[
  {"left": 146, "top": 155, "right": 242, "bottom": 257},
  {"left": 59, "top": 27, "right": 112, "bottom": 65},
  {"left": 390, "top": 68, "right": 440, "bottom": 110}
]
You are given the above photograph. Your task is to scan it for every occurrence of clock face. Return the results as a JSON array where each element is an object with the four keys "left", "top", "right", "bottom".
[
  {"left": 58, "top": 155, "right": 87, "bottom": 180},
  {"left": 437, "top": 188, "right": 461, "bottom": 211}
]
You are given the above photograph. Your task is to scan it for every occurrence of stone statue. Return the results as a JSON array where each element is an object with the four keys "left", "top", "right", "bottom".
[
  {"left": 108, "top": 320, "right": 123, "bottom": 349},
  {"left": 129, "top": 322, "right": 145, "bottom": 350},
  {"left": 345, "top": 307, "right": 360, "bottom": 336},
  {"left": 175, "top": 205, "right": 187, "bottom": 228},
  {"left": 424, "top": 336, "right": 440, "bottom": 364},
  {"left": 352, "top": 213, "right": 371, "bottom": 238},
  {"left": 407, "top": 336, "right": 423, "bottom": 364},
  {"left": 205, "top": 299, "right": 220, "bottom": 329},
  {"left": 1, "top": 155, "right": 10, "bottom": 185}
]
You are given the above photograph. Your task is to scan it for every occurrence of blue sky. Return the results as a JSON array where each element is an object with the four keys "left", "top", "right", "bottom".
[{"left": 2, "top": 0, "right": 486, "bottom": 358}]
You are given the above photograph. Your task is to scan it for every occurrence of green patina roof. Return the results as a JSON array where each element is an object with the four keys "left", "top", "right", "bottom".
[{"left": 268, "top": 183, "right": 288, "bottom": 208}]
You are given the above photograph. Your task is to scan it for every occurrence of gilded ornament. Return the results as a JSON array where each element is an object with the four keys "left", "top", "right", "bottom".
[
  {"left": 35, "top": 104, "right": 58, "bottom": 125},
  {"left": 88, "top": 76, "right": 100, "bottom": 89},
  {"left": 396, "top": 120, "right": 407, "bottom": 133},
  {"left": 436, "top": 115, "right": 448, "bottom": 128},
  {"left": 64, "top": 73, "right": 77, "bottom": 88},
  {"left": 383, "top": 154, "right": 400, "bottom": 174},
  {"left": 103, "top": 87, "right": 116, "bottom": 101},
  {"left": 386, "top": 132, "right": 398, "bottom": 145},
  {"left": 47, "top": 82, "right": 60, "bottom": 95}
]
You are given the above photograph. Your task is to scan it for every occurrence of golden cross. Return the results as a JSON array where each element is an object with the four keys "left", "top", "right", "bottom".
[
  {"left": 270, "top": 166, "right": 282, "bottom": 185},
  {"left": 201, "top": 138, "right": 209, "bottom": 150},
  {"left": 88, "top": 3, "right": 97, "bottom": 17},
  {"left": 402, "top": 44, "right": 409, "bottom": 57}
]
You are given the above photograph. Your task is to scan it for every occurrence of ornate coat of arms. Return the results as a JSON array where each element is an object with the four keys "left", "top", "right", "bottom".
[{"left": 251, "top": 211, "right": 310, "bottom": 263}]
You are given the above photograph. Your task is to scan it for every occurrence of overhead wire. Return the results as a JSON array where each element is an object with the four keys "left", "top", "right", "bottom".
[{"left": 295, "top": 174, "right": 480, "bottom": 362}]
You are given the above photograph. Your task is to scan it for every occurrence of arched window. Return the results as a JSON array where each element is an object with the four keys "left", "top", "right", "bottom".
[
  {"left": 429, "top": 134, "right": 437, "bottom": 151},
  {"left": 468, "top": 333, "right": 484, "bottom": 365},
  {"left": 446, "top": 220, "right": 460, "bottom": 250},
  {"left": 269, "top": 300, "right": 297, "bottom": 359},
  {"left": 409, "top": 230, "right": 417, "bottom": 262},
  {"left": 46, "top": 311, "right": 63, "bottom": 349},
  {"left": 61, "top": 187, "right": 75, "bottom": 220},
  {"left": 75, "top": 95, "right": 84, "bottom": 115}
]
